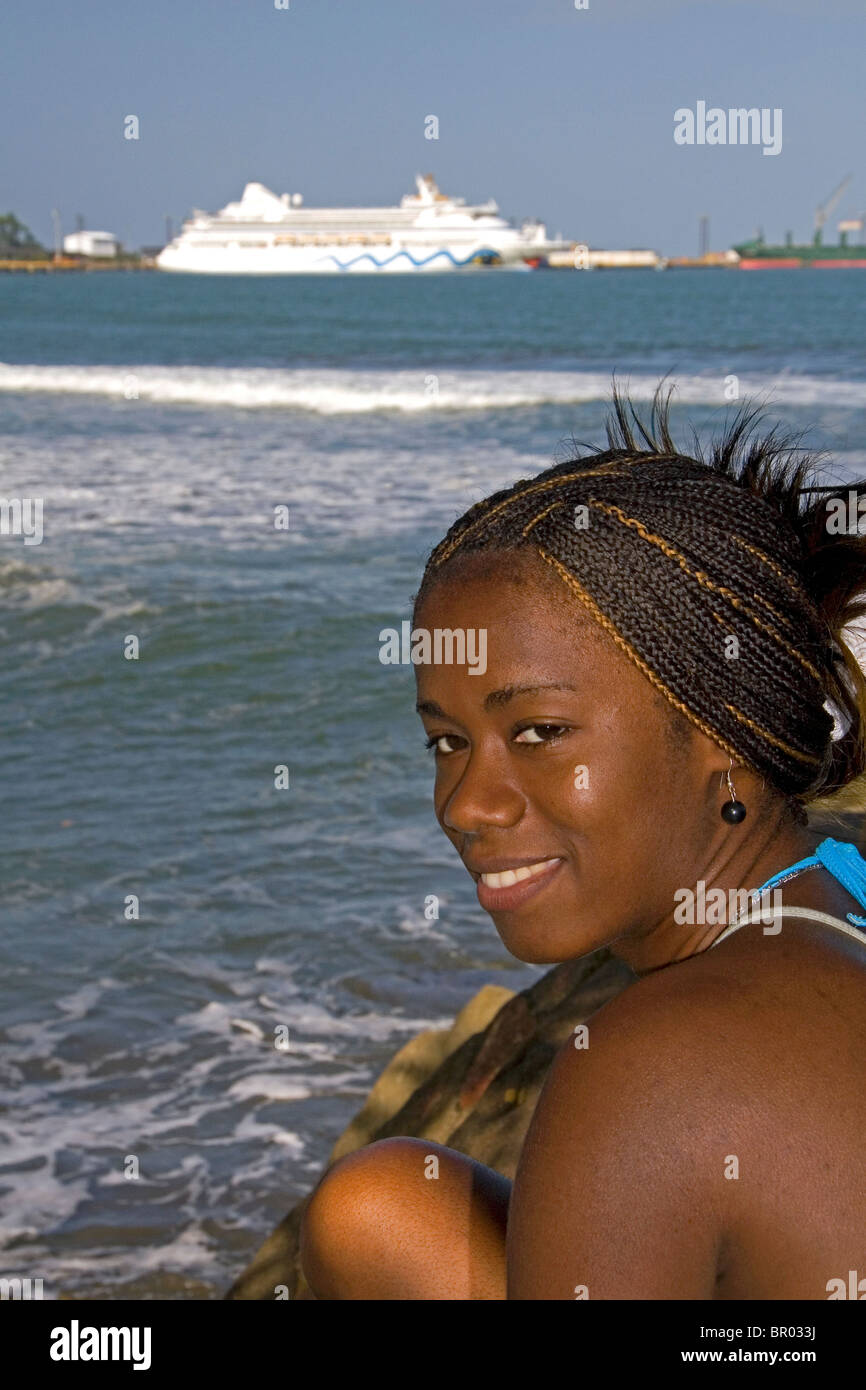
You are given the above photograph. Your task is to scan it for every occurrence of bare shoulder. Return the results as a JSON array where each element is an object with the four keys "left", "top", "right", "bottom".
[
  {"left": 506, "top": 929, "right": 866, "bottom": 1298},
  {"left": 564, "top": 921, "right": 866, "bottom": 1106},
  {"left": 537, "top": 944, "right": 764, "bottom": 1137}
]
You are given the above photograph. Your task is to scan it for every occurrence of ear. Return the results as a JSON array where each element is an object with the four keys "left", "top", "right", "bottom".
[{"left": 689, "top": 732, "right": 742, "bottom": 809}]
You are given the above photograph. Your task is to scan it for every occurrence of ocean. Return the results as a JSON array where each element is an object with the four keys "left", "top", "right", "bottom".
[{"left": 1, "top": 267, "right": 864, "bottom": 1298}]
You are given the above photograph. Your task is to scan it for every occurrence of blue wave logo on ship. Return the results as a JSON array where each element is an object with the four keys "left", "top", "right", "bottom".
[{"left": 321, "top": 246, "right": 503, "bottom": 271}]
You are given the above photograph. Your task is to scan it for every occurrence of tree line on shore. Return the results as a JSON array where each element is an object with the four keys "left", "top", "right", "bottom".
[{"left": 0, "top": 213, "right": 47, "bottom": 259}]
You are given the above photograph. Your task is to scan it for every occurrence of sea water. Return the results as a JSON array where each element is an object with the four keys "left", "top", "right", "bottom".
[{"left": 1, "top": 268, "right": 864, "bottom": 1297}]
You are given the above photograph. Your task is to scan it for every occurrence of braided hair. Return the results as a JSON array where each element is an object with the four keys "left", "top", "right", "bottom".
[{"left": 414, "top": 385, "right": 866, "bottom": 808}]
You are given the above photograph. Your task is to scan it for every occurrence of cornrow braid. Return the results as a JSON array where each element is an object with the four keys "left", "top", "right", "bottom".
[{"left": 415, "top": 384, "right": 866, "bottom": 805}]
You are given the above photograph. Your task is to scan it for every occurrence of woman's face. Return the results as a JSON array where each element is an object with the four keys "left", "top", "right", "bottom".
[{"left": 414, "top": 549, "right": 727, "bottom": 966}]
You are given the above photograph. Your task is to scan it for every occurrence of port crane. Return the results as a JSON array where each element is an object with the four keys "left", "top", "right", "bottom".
[{"left": 814, "top": 175, "right": 852, "bottom": 245}]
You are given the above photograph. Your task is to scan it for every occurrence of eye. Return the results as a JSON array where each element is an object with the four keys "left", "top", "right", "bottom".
[
  {"left": 424, "top": 733, "right": 465, "bottom": 755},
  {"left": 514, "top": 724, "right": 570, "bottom": 745}
]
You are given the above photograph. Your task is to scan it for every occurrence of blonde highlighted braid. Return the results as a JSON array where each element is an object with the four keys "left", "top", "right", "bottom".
[{"left": 415, "top": 386, "right": 866, "bottom": 804}]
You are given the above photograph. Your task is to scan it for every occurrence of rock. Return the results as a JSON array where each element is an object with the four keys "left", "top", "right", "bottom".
[{"left": 328, "top": 983, "right": 516, "bottom": 1164}]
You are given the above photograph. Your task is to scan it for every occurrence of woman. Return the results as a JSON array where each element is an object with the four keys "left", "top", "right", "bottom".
[{"left": 300, "top": 387, "right": 866, "bottom": 1299}]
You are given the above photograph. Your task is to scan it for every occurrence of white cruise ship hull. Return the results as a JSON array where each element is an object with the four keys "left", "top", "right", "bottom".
[
  {"left": 158, "top": 243, "right": 527, "bottom": 273},
  {"left": 157, "top": 176, "right": 566, "bottom": 275}
]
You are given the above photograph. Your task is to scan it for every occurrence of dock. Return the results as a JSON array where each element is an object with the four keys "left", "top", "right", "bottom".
[{"left": 0, "top": 258, "right": 154, "bottom": 272}]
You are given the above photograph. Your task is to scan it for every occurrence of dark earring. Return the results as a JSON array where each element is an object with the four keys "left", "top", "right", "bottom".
[{"left": 721, "top": 762, "right": 747, "bottom": 823}]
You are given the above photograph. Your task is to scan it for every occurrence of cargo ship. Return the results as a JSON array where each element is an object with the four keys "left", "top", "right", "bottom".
[
  {"left": 733, "top": 175, "right": 866, "bottom": 268},
  {"left": 734, "top": 228, "right": 866, "bottom": 269},
  {"left": 157, "top": 174, "right": 569, "bottom": 274}
]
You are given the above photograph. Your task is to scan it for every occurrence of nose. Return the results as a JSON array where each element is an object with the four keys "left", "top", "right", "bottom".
[{"left": 439, "top": 748, "right": 525, "bottom": 836}]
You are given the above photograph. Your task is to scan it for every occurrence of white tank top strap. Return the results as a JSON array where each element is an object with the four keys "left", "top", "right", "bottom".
[{"left": 711, "top": 905, "right": 866, "bottom": 949}]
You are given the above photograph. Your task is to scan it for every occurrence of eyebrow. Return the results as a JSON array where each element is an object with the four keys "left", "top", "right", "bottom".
[{"left": 416, "top": 683, "right": 578, "bottom": 718}]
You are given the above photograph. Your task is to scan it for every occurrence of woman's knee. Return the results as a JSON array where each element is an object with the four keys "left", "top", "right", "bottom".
[
  {"left": 299, "top": 1135, "right": 509, "bottom": 1300},
  {"left": 299, "top": 1137, "right": 432, "bottom": 1297}
]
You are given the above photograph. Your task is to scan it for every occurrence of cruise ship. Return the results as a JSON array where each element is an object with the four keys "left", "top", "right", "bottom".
[{"left": 156, "top": 174, "right": 568, "bottom": 273}]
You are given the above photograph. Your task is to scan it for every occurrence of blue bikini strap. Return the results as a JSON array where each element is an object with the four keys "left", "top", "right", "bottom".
[{"left": 757, "top": 837, "right": 866, "bottom": 926}]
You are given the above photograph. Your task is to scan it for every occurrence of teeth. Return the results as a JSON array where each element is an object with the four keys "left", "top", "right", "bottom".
[{"left": 480, "top": 859, "right": 557, "bottom": 889}]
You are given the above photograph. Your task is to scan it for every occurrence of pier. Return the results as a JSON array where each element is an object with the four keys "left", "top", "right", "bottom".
[{"left": 0, "top": 257, "right": 154, "bottom": 272}]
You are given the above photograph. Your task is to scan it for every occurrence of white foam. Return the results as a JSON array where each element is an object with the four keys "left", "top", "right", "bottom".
[
  {"left": 175, "top": 996, "right": 447, "bottom": 1044},
  {"left": 228, "top": 1017, "right": 267, "bottom": 1040},
  {"left": 54, "top": 979, "right": 122, "bottom": 1020},
  {"left": 1, "top": 362, "right": 865, "bottom": 413},
  {"left": 227, "top": 1074, "right": 314, "bottom": 1102}
]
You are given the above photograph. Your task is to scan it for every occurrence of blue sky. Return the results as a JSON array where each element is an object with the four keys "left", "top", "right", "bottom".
[{"left": 4, "top": 0, "right": 865, "bottom": 256}]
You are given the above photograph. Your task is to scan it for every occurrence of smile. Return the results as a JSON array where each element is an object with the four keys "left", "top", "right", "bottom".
[
  {"left": 473, "top": 857, "right": 564, "bottom": 913},
  {"left": 479, "top": 859, "right": 559, "bottom": 888}
]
